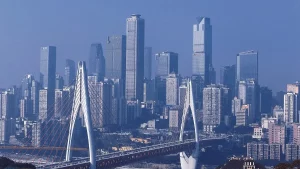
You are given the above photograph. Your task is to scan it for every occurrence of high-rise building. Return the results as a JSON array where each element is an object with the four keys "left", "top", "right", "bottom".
[
  {"left": 292, "top": 123, "right": 300, "bottom": 145},
  {"left": 40, "top": 46, "right": 56, "bottom": 90},
  {"left": 54, "top": 89, "right": 69, "bottom": 118},
  {"left": 155, "top": 51, "right": 178, "bottom": 77},
  {"left": 285, "top": 144, "right": 298, "bottom": 161},
  {"left": 273, "top": 105, "right": 284, "bottom": 123},
  {"left": 166, "top": 73, "right": 179, "bottom": 106},
  {"left": 220, "top": 65, "right": 236, "bottom": 99},
  {"left": 88, "top": 76, "right": 113, "bottom": 128},
  {"left": 55, "top": 74, "right": 64, "bottom": 89},
  {"left": 232, "top": 97, "right": 242, "bottom": 116},
  {"left": 143, "top": 79, "right": 154, "bottom": 102},
  {"left": 238, "top": 79, "right": 259, "bottom": 123},
  {"left": 64, "top": 59, "right": 76, "bottom": 86},
  {"left": 284, "top": 92, "right": 298, "bottom": 123},
  {"left": 268, "top": 122, "right": 285, "bottom": 145},
  {"left": 191, "top": 75, "right": 204, "bottom": 110},
  {"left": 0, "top": 118, "right": 14, "bottom": 144},
  {"left": 125, "top": 14, "right": 145, "bottom": 101},
  {"left": 20, "top": 74, "right": 35, "bottom": 98},
  {"left": 287, "top": 82, "right": 300, "bottom": 94},
  {"left": 38, "top": 89, "right": 49, "bottom": 122},
  {"left": 89, "top": 43, "right": 105, "bottom": 80},
  {"left": 20, "top": 98, "right": 33, "bottom": 119},
  {"left": 192, "top": 17, "right": 213, "bottom": 85},
  {"left": 144, "top": 47, "right": 152, "bottom": 80},
  {"left": 169, "top": 106, "right": 182, "bottom": 131},
  {"left": 203, "top": 84, "right": 229, "bottom": 132},
  {"left": 236, "top": 50, "right": 258, "bottom": 82},
  {"left": 154, "top": 76, "right": 166, "bottom": 105},
  {"left": 31, "top": 80, "right": 40, "bottom": 119},
  {"left": 126, "top": 100, "right": 141, "bottom": 123},
  {"left": 179, "top": 84, "right": 187, "bottom": 107},
  {"left": 0, "top": 91, "right": 15, "bottom": 119},
  {"left": 260, "top": 86, "right": 273, "bottom": 114},
  {"left": 105, "top": 35, "right": 126, "bottom": 80},
  {"left": 235, "top": 104, "right": 250, "bottom": 126}
]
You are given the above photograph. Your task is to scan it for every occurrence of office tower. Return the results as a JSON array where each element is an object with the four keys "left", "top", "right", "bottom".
[
  {"left": 284, "top": 92, "right": 298, "bottom": 123},
  {"left": 0, "top": 92, "right": 15, "bottom": 118},
  {"left": 232, "top": 97, "right": 242, "bottom": 116},
  {"left": 260, "top": 86, "right": 272, "bottom": 114},
  {"left": 238, "top": 79, "right": 259, "bottom": 123},
  {"left": 203, "top": 84, "right": 229, "bottom": 132},
  {"left": 40, "top": 46, "right": 56, "bottom": 89},
  {"left": 155, "top": 76, "right": 166, "bottom": 105},
  {"left": 155, "top": 51, "right": 178, "bottom": 77},
  {"left": 192, "top": 17, "right": 213, "bottom": 85},
  {"left": 126, "top": 100, "right": 141, "bottom": 123},
  {"left": 89, "top": 43, "right": 105, "bottom": 80},
  {"left": 88, "top": 76, "right": 113, "bottom": 128},
  {"left": 31, "top": 80, "right": 40, "bottom": 119},
  {"left": 38, "top": 89, "right": 49, "bottom": 122},
  {"left": 143, "top": 79, "right": 154, "bottom": 102},
  {"left": 20, "top": 74, "right": 35, "bottom": 98},
  {"left": 31, "top": 121, "right": 41, "bottom": 147},
  {"left": 235, "top": 104, "right": 250, "bottom": 126},
  {"left": 220, "top": 65, "right": 236, "bottom": 99},
  {"left": 273, "top": 105, "right": 284, "bottom": 123},
  {"left": 166, "top": 73, "right": 179, "bottom": 106},
  {"left": 179, "top": 84, "right": 187, "bottom": 107},
  {"left": 268, "top": 122, "right": 285, "bottom": 145},
  {"left": 191, "top": 75, "right": 205, "bottom": 110},
  {"left": 125, "top": 14, "right": 145, "bottom": 101},
  {"left": 54, "top": 89, "right": 69, "bottom": 118},
  {"left": 169, "top": 107, "right": 182, "bottom": 131},
  {"left": 236, "top": 50, "right": 258, "bottom": 82},
  {"left": 64, "top": 59, "right": 76, "bottom": 86},
  {"left": 144, "top": 47, "right": 152, "bottom": 80},
  {"left": 20, "top": 98, "right": 33, "bottom": 119},
  {"left": 55, "top": 74, "right": 64, "bottom": 89},
  {"left": 105, "top": 35, "right": 126, "bottom": 80}
]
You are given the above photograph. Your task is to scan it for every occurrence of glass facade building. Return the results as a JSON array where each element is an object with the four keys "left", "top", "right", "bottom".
[
  {"left": 125, "top": 14, "right": 145, "bottom": 101},
  {"left": 104, "top": 35, "right": 126, "bottom": 80},
  {"left": 155, "top": 51, "right": 178, "bottom": 77},
  {"left": 144, "top": 47, "right": 152, "bottom": 80},
  {"left": 40, "top": 46, "right": 56, "bottom": 90},
  {"left": 236, "top": 50, "right": 258, "bottom": 82},
  {"left": 64, "top": 59, "right": 76, "bottom": 86},
  {"left": 89, "top": 43, "right": 105, "bottom": 81},
  {"left": 192, "top": 17, "right": 212, "bottom": 85}
]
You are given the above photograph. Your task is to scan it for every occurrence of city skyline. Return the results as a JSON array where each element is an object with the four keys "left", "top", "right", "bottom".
[{"left": 0, "top": 1, "right": 300, "bottom": 92}]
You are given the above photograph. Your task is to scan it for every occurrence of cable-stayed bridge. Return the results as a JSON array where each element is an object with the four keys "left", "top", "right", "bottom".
[{"left": 7, "top": 61, "right": 225, "bottom": 169}]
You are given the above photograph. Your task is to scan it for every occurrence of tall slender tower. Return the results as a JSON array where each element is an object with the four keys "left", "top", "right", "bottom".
[
  {"left": 89, "top": 43, "right": 105, "bottom": 81},
  {"left": 65, "top": 59, "right": 76, "bottom": 86},
  {"left": 192, "top": 17, "right": 212, "bottom": 85},
  {"left": 125, "top": 14, "right": 145, "bottom": 101}
]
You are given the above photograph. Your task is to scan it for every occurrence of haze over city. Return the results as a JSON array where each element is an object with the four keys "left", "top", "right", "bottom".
[{"left": 0, "top": 0, "right": 300, "bottom": 92}]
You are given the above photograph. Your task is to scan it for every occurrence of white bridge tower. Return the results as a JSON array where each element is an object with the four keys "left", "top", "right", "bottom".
[
  {"left": 179, "top": 79, "right": 199, "bottom": 169},
  {"left": 65, "top": 61, "right": 96, "bottom": 169}
]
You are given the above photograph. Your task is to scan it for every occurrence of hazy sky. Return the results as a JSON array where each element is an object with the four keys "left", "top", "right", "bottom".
[{"left": 0, "top": 0, "right": 299, "bottom": 92}]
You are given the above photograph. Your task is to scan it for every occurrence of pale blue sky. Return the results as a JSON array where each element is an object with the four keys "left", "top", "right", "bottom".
[{"left": 0, "top": 0, "right": 299, "bottom": 92}]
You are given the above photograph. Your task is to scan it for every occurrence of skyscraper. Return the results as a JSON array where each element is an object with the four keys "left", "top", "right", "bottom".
[
  {"left": 192, "top": 17, "right": 213, "bottom": 85},
  {"left": 55, "top": 74, "right": 64, "bottom": 89},
  {"left": 125, "top": 14, "right": 145, "bottom": 101},
  {"left": 40, "top": 46, "right": 56, "bottom": 90},
  {"left": 220, "top": 65, "right": 236, "bottom": 99},
  {"left": 89, "top": 43, "right": 105, "bottom": 80},
  {"left": 155, "top": 51, "right": 178, "bottom": 77},
  {"left": 284, "top": 92, "right": 298, "bottom": 123},
  {"left": 144, "top": 47, "right": 152, "bottom": 80},
  {"left": 203, "top": 84, "right": 229, "bottom": 132},
  {"left": 64, "top": 59, "right": 76, "bottom": 86},
  {"left": 236, "top": 50, "right": 258, "bottom": 82},
  {"left": 166, "top": 73, "right": 179, "bottom": 106},
  {"left": 260, "top": 86, "right": 273, "bottom": 115},
  {"left": 105, "top": 35, "right": 126, "bottom": 80}
]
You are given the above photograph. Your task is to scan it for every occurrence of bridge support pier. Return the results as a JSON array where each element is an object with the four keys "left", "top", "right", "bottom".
[
  {"left": 65, "top": 61, "right": 96, "bottom": 169},
  {"left": 179, "top": 80, "right": 199, "bottom": 169}
]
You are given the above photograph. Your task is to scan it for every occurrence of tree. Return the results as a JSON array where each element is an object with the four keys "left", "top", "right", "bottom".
[{"left": 274, "top": 163, "right": 292, "bottom": 169}]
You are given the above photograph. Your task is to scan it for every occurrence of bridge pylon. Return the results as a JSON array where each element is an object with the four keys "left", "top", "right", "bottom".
[
  {"left": 65, "top": 61, "right": 96, "bottom": 169},
  {"left": 179, "top": 79, "right": 199, "bottom": 169}
]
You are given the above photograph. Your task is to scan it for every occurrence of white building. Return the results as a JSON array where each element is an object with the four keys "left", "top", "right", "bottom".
[
  {"left": 203, "top": 84, "right": 229, "bottom": 132},
  {"left": 261, "top": 117, "right": 277, "bottom": 129},
  {"left": 166, "top": 73, "right": 179, "bottom": 106},
  {"left": 284, "top": 92, "right": 297, "bottom": 123},
  {"left": 252, "top": 127, "right": 265, "bottom": 140},
  {"left": 273, "top": 106, "right": 284, "bottom": 123},
  {"left": 232, "top": 97, "right": 242, "bottom": 116}
]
